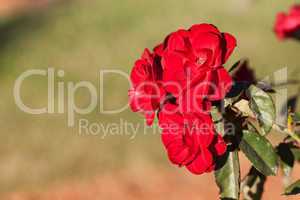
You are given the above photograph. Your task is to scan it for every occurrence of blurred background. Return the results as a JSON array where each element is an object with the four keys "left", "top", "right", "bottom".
[{"left": 0, "top": 0, "right": 300, "bottom": 199}]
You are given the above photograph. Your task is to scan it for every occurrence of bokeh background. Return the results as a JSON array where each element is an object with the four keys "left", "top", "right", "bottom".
[{"left": 0, "top": 0, "right": 300, "bottom": 199}]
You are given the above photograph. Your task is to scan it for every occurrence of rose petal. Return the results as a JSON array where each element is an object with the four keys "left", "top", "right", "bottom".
[
  {"left": 153, "top": 43, "right": 164, "bottom": 56},
  {"left": 205, "top": 67, "right": 233, "bottom": 101},
  {"left": 213, "top": 134, "right": 227, "bottom": 156},
  {"left": 166, "top": 139, "right": 191, "bottom": 165},
  {"left": 186, "top": 148, "right": 213, "bottom": 175},
  {"left": 189, "top": 23, "right": 220, "bottom": 34},
  {"left": 161, "top": 129, "right": 182, "bottom": 148},
  {"left": 190, "top": 32, "right": 222, "bottom": 67},
  {"left": 185, "top": 113, "right": 215, "bottom": 148},
  {"left": 162, "top": 51, "right": 185, "bottom": 96},
  {"left": 223, "top": 33, "right": 237, "bottom": 63},
  {"left": 166, "top": 29, "right": 189, "bottom": 52},
  {"left": 289, "top": 5, "right": 300, "bottom": 15},
  {"left": 145, "top": 111, "right": 155, "bottom": 126}
]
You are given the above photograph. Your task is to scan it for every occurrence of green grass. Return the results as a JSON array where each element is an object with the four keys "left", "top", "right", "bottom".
[{"left": 0, "top": 0, "right": 299, "bottom": 194}]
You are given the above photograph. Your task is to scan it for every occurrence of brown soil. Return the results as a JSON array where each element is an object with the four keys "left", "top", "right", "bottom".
[{"left": 3, "top": 156, "right": 300, "bottom": 200}]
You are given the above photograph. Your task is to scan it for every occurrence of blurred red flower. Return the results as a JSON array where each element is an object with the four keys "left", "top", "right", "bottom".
[{"left": 274, "top": 4, "right": 300, "bottom": 40}]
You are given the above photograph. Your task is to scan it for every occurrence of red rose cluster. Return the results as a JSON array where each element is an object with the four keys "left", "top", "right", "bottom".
[
  {"left": 274, "top": 4, "right": 300, "bottom": 40},
  {"left": 129, "top": 24, "right": 236, "bottom": 175}
]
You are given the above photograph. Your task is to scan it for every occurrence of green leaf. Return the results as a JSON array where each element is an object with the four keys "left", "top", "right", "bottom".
[
  {"left": 240, "top": 124, "right": 278, "bottom": 176},
  {"left": 215, "top": 151, "right": 240, "bottom": 200},
  {"left": 284, "top": 180, "right": 300, "bottom": 195},
  {"left": 246, "top": 85, "right": 276, "bottom": 135},
  {"left": 212, "top": 106, "right": 240, "bottom": 200},
  {"left": 241, "top": 167, "right": 266, "bottom": 200}
]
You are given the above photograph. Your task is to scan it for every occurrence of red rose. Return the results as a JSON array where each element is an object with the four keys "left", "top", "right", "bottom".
[
  {"left": 274, "top": 5, "right": 300, "bottom": 40},
  {"left": 129, "top": 49, "right": 164, "bottom": 125},
  {"left": 161, "top": 24, "right": 235, "bottom": 103},
  {"left": 158, "top": 103, "right": 226, "bottom": 174},
  {"left": 129, "top": 23, "right": 236, "bottom": 175}
]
